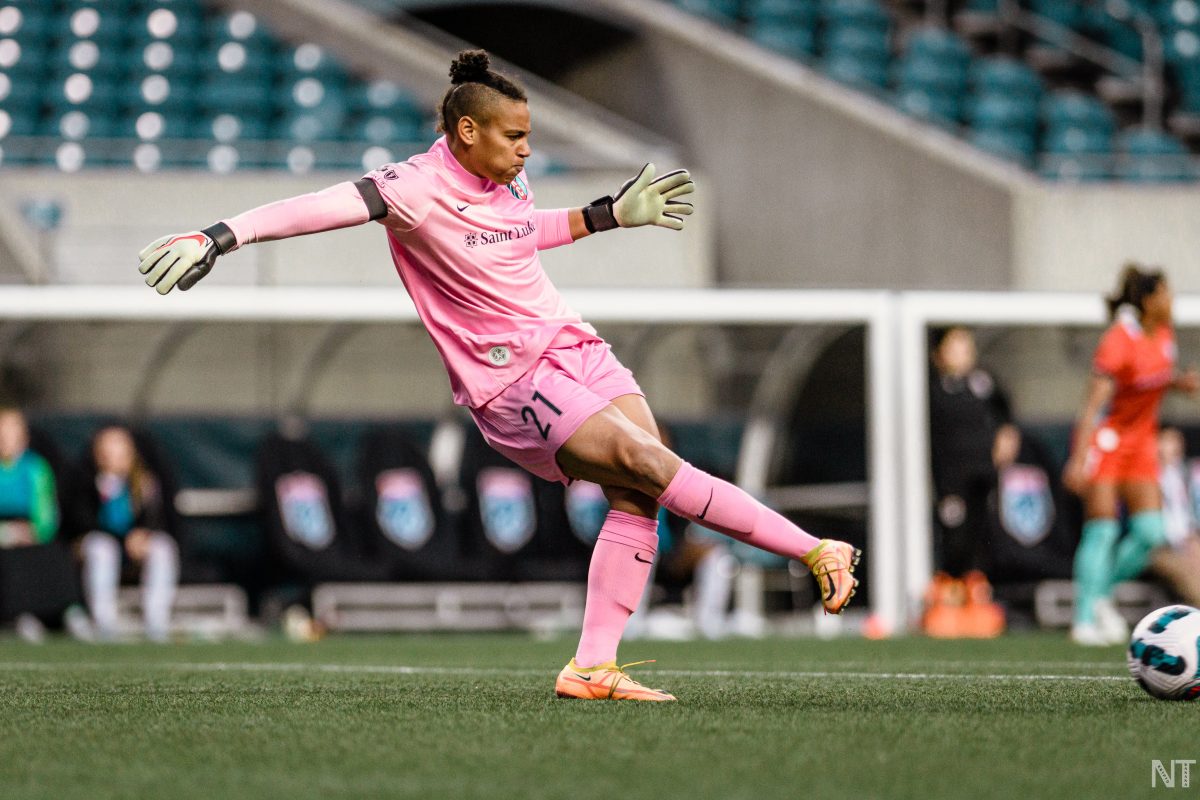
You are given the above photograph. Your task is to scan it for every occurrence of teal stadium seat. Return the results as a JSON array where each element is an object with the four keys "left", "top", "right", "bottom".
[
  {"left": 47, "top": 70, "right": 121, "bottom": 111},
  {"left": 823, "top": 0, "right": 891, "bottom": 32},
  {"left": 0, "top": 38, "right": 46, "bottom": 79},
  {"left": 748, "top": 0, "right": 818, "bottom": 22},
  {"left": 205, "top": 12, "right": 277, "bottom": 51},
  {"left": 0, "top": 6, "right": 51, "bottom": 43},
  {"left": 894, "top": 27, "right": 971, "bottom": 124},
  {"left": 198, "top": 80, "right": 273, "bottom": 115},
  {"left": 347, "top": 114, "right": 426, "bottom": 145},
  {"left": 0, "top": 106, "right": 37, "bottom": 137},
  {"left": 276, "top": 45, "right": 349, "bottom": 83},
  {"left": 1115, "top": 127, "right": 1195, "bottom": 181},
  {"left": 346, "top": 81, "right": 424, "bottom": 117},
  {"left": 969, "top": 57, "right": 1042, "bottom": 100},
  {"left": 746, "top": 0, "right": 818, "bottom": 57},
  {"left": 966, "top": 94, "right": 1039, "bottom": 131},
  {"left": 676, "top": 0, "right": 741, "bottom": 22},
  {"left": 825, "top": 53, "right": 889, "bottom": 89},
  {"left": 134, "top": 40, "right": 203, "bottom": 79},
  {"left": 117, "top": 110, "right": 200, "bottom": 142},
  {"left": 969, "top": 128, "right": 1036, "bottom": 165},
  {"left": 199, "top": 41, "right": 274, "bottom": 80},
  {"left": 896, "top": 88, "right": 961, "bottom": 125},
  {"left": 1043, "top": 126, "right": 1112, "bottom": 154},
  {"left": 904, "top": 26, "right": 971, "bottom": 63},
  {"left": 821, "top": 0, "right": 891, "bottom": 89},
  {"left": 120, "top": 72, "right": 197, "bottom": 113},
  {"left": 1042, "top": 90, "right": 1116, "bottom": 136},
  {"left": 896, "top": 55, "right": 968, "bottom": 92},
  {"left": 1029, "top": 0, "right": 1083, "bottom": 40},
  {"left": 0, "top": 70, "right": 40, "bottom": 107},
  {"left": 827, "top": 26, "right": 890, "bottom": 61},
  {"left": 1039, "top": 154, "right": 1111, "bottom": 180},
  {"left": 41, "top": 108, "right": 118, "bottom": 139},
  {"left": 50, "top": 40, "right": 127, "bottom": 78},
  {"left": 749, "top": 21, "right": 817, "bottom": 58},
  {"left": 50, "top": 6, "right": 129, "bottom": 48}
]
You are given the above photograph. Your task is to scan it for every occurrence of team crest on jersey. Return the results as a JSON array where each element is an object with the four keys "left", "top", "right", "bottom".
[
  {"left": 276, "top": 471, "right": 335, "bottom": 550},
  {"left": 376, "top": 468, "right": 435, "bottom": 550},
  {"left": 478, "top": 467, "right": 535, "bottom": 553},
  {"left": 508, "top": 174, "right": 528, "bottom": 200},
  {"left": 999, "top": 464, "right": 1054, "bottom": 546}
]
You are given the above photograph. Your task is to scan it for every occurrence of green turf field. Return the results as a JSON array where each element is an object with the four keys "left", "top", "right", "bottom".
[{"left": 0, "top": 632, "right": 1189, "bottom": 800}]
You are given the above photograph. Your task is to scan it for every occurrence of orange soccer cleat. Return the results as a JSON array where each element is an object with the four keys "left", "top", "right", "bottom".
[
  {"left": 555, "top": 659, "right": 677, "bottom": 702},
  {"left": 800, "top": 539, "right": 861, "bottom": 614}
]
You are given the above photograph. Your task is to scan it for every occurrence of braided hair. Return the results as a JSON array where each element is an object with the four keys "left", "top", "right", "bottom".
[
  {"left": 1106, "top": 262, "right": 1165, "bottom": 320},
  {"left": 437, "top": 50, "right": 527, "bottom": 139}
]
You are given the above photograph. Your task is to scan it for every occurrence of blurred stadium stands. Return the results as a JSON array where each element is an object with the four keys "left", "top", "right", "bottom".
[
  {"left": 0, "top": 1, "right": 443, "bottom": 172},
  {"left": 667, "top": 0, "right": 1199, "bottom": 180}
]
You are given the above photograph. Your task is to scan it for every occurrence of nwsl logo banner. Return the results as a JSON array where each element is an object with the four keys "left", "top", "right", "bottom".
[
  {"left": 566, "top": 481, "right": 608, "bottom": 545},
  {"left": 478, "top": 467, "right": 535, "bottom": 553},
  {"left": 999, "top": 464, "right": 1054, "bottom": 547},
  {"left": 376, "top": 468, "right": 434, "bottom": 550},
  {"left": 275, "top": 471, "right": 335, "bottom": 550}
]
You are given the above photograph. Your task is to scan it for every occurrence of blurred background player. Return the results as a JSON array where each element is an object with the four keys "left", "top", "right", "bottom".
[
  {"left": 0, "top": 407, "right": 86, "bottom": 642},
  {"left": 924, "top": 326, "right": 1011, "bottom": 638},
  {"left": 77, "top": 425, "right": 179, "bottom": 643},
  {"left": 1147, "top": 426, "right": 1200, "bottom": 607},
  {"left": 135, "top": 49, "right": 860, "bottom": 700},
  {"left": 0, "top": 407, "right": 57, "bottom": 550},
  {"left": 1063, "top": 265, "right": 1199, "bottom": 646}
]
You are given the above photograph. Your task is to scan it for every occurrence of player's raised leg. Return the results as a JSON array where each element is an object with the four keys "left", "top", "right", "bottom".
[{"left": 557, "top": 397, "right": 861, "bottom": 614}]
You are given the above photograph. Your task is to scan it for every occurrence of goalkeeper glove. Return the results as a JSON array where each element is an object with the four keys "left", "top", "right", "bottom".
[
  {"left": 582, "top": 163, "right": 694, "bottom": 233},
  {"left": 137, "top": 222, "right": 236, "bottom": 295}
]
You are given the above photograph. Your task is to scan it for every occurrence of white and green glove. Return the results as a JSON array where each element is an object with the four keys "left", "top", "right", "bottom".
[
  {"left": 137, "top": 222, "right": 235, "bottom": 295},
  {"left": 583, "top": 163, "right": 694, "bottom": 233}
]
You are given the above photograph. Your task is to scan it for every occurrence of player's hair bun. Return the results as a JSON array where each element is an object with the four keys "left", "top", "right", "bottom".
[{"left": 449, "top": 50, "right": 491, "bottom": 85}]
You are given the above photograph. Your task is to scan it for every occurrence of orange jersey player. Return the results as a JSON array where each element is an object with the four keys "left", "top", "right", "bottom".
[{"left": 1064, "top": 265, "right": 1199, "bottom": 646}]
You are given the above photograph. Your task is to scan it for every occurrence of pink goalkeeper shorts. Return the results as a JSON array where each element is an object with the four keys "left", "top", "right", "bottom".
[{"left": 470, "top": 335, "right": 643, "bottom": 485}]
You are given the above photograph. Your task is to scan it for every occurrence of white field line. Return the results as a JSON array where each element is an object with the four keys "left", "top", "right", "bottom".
[{"left": 0, "top": 661, "right": 1131, "bottom": 682}]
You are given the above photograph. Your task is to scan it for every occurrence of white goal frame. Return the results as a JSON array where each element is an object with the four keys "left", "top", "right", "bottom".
[
  {"left": 0, "top": 285, "right": 906, "bottom": 633},
  {"left": 898, "top": 291, "right": 1200, "bottom": 624}
]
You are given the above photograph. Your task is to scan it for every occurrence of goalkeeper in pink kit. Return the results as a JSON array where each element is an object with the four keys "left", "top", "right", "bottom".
[{"left": 139, "top": 50, "right": 860, "bottom": 701}]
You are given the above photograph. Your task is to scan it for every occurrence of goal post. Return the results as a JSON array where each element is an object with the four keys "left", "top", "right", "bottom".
[
  {"left": 0, "top": 286, "right": 907, "bottom": 634},
  {"left": 898, "top": 291, "right": 1200, "bottom": 626}
]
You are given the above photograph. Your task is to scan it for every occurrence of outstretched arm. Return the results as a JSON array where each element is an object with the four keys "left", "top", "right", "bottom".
[{"left": 138, "top": 179, "right": 387, "bottom": 294}]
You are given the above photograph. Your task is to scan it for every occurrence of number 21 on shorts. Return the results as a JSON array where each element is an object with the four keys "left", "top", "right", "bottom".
[{"left": 521, "top": 391, "right": 561, "bottom": 440}]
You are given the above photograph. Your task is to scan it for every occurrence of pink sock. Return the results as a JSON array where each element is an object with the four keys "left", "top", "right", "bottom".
[
  {"left": 657, "top": 461, "right": 820, "bottom": 560},
  {"left": 574, "top": 510, "right": 658, "bottom": 669}
]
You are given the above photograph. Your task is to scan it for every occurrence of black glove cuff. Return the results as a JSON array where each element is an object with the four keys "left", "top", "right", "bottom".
[
  {"left": 582, "top": 196, "right": 618, "bottom": 234},
  {"left": 201, "top": 221, "right": 237, "bottom": 255}
]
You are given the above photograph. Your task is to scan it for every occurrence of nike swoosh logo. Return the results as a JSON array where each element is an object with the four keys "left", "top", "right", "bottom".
[
  {"left": 572, "top": 673, "right": 592, "bottom": 682},
  {"left": 456, "top": 203, "right": 468, "bottom": 212},
  {"left": 634, "top": 553, "right": 652, "bottom": 564},
  {"left": 164, "top": 233, "right": 208, "bottom": 250},
  {"left": 697, "top": 489, "right": 713, "bottom": 521},
  {"left": 824, "top": 574, "right": 837, "bottom": 601}
]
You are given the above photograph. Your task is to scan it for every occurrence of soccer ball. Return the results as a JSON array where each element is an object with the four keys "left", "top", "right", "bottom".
[{"left": 1127, "top": 604, "right": 1200, "bottom": 701}]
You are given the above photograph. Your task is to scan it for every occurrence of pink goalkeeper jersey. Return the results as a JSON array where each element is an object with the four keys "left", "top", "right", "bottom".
[{"left": 361, "top": 138, "right": 598, "bottom": 407}]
